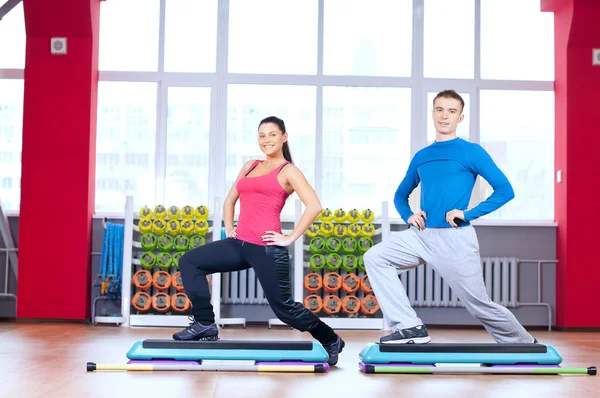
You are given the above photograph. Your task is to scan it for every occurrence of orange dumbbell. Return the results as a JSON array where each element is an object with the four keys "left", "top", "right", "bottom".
[
  {"left": 360, "top": 274, "right": 373, "bottom": 293},
  {"left": 171, "top": 293, "right": 191, "bottom": 313},
  {"left": 342, "top": 273, "right": 361, "bottom": 293},
  {"left": 171, "top": 271, "right": 184, "bottom": 291},
  {"left": 361, "top": 294, "right": 379, "bottom": 315},
  {"left": 132, "top": 270, "right": 152, "bottom": 290},
  {"left": 322, "top": 295, "right": 342, "bottom": 315},
  {"left": 323, "top": 273, "right": 342, "bottom": 293},
  {"left": 131, "top": 291, "right": 151, "bottom": 312},
  {"left": 152, "top": 292, "right": 171, "bottom": 313},
  {"left": 342, "top": 295, "right": 361, "bottom": 314},
  {"left": 153, "top": 271, "right": 172, "bottom": 291},
  {"left": 304, "top": 273, "right": 323, "bottom": 293},
  {"left": 303, "top": 295, "right": 323, "bottom": 313}
]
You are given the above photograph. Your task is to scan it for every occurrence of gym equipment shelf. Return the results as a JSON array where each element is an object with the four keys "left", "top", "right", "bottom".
[
  {"left": 292, "top": 199, "right": 391, "bottom": 330},
  {"left": 121, "top": 196, "right": 246, "bottom": 328}
]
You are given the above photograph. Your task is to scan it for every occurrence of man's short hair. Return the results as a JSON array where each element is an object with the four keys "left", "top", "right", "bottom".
[{"left": 433, "top": 89, "right": 465, "bottom": 113}]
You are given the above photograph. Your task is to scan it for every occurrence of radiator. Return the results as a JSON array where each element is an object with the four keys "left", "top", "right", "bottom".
[
  {"left": 219, "top": 257, "right": 519, "bottom": 308},
  {"left": 398, "top": 257, "right": 519, "bottom": 308},
  {"left": 220, "top": 268, "right": 269, "bottom": 305}
]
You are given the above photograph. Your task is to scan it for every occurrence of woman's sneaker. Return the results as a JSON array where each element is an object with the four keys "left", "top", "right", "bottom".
[
  {"left": 323, "top": 335, "right": 345, "bottom": 366},
  {"left": 380, "top": 325, "right": 431, "bottom": 344},
  {"left": 172, "top": 316, "right": 219, "bottom": 341}
]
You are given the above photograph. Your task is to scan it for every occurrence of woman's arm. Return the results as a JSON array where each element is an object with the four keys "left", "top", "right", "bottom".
[
  {"left": 282, "top": 165, "right": 322, "bottom": 243},
  {"left": 223, "top": 160, "right": 255, "bottom": 236}
]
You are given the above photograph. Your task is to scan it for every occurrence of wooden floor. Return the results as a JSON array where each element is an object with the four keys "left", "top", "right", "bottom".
[{"left": 0, "top": 322, "right": 598, "bottom": 398}]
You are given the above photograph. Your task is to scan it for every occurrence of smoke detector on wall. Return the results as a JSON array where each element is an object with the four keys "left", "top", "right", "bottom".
[
  {"left": 593, "top": 49, "right": 600, "bottom": 66},
  {"left": 51, "top": 38, "right": 67, "bottom": 55}
]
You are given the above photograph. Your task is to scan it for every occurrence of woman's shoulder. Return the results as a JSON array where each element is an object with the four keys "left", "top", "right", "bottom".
[{"left": 242, "top": 159, "right": 262, "bottom": 171}]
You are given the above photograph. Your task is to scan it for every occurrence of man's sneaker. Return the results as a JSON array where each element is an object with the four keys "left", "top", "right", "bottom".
[
  {"left": 172, "top": 316, "right": 219, "bottom": 341},
  {"left": 323, "top": 335, "right": 345, "bottom": 366},
  {"left": 380, "top": 325, "right": 431, "bottom": 344}
]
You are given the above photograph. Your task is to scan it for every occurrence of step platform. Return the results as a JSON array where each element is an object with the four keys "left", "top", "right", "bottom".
[
  {"left": 87, "top": 339, "right": 329, "bottom": 373},
  {"left": 358, "top": 343, "right": 595, "bottom": 375}
]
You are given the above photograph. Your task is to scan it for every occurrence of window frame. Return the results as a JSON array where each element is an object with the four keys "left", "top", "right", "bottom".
[{"left": 0, "top": 0, "right": 557, "bottom": 225}]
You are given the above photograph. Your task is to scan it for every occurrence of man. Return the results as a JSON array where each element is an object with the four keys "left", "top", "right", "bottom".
[{"left": 364, "top": 89, "right": 535, "bottom": 344}]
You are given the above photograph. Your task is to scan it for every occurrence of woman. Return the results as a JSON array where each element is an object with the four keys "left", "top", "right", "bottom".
[{"left": 174, "top": 116, "right": 345, "bottom": 366}]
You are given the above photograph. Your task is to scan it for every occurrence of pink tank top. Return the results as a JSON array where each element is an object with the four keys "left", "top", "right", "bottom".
[{"left": 235, "top": 160, "right": 291, "bottom": 246}]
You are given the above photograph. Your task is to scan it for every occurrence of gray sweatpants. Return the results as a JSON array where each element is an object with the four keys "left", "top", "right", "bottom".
[{"left": 364, "top": 225, "right": 533, "bottom": 344}]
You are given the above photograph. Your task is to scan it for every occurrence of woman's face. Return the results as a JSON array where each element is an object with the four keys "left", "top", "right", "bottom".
[{"left": 258, "top": 122, "right": 287, "bottom": 156}]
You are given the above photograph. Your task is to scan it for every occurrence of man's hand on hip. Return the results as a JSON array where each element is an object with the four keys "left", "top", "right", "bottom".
[
  {"left": 446, "top": 209, "right": 465, "bottom": 227},
  {"left": 408, "top": 211, "right": 427, "bottom": 230}
]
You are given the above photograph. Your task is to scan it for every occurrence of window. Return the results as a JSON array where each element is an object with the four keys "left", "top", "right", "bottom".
[
  {"left": 0, "top": 79, "right": 24, "bottom": 211},
  {"left": 322, "top": 87, "right": 412, "bottom": 217},
  {"left": 164, "top": 0, "right": 218, "bottom": 72},
  {"left": 98, "top": 0, "right": 160, "bottom": 71},
  {"left": 424, "top": 0, "right": 474, "bottom": 79},
  {"left": 0, "top": 2, "right": 25, "bottom": 69},
  {"left": 476, "top": 90, "right": 554, "bottom": 220},
  {"left": 226, "top": 84, "right": 316, "bottom": 218},
  {"left": 165, "top": 87, "right": 211, "bottom": 208},
  {"left": 481, "top": 0, "right": 554, "bottom": 81},
  {"left": 95, "top": 82, "right": 157, "bottom": 212},
  {"left": 228, "top": 0, "right": 318, "bottom": 74},
  {"left": 426, "top": 91, "right": 471, "bottom": 144},
  {"left": 324, "top": 0, "right": 413, "bottom": 76}
]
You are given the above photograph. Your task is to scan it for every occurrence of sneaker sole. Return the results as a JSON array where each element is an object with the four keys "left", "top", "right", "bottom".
[
  {"left": 173, "top": 335, "right": 219, "bottom": 342},
  {"left": 380, "top": 336, "right": 431, "bottom": 344}
]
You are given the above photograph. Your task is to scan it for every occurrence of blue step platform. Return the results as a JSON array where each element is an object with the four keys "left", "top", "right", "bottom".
[
  {"left": 359, "top": 343, "right": 563, "bottom": 365},
  {"left": 127, "top": 339, "right": 329, "bottom": 363}
]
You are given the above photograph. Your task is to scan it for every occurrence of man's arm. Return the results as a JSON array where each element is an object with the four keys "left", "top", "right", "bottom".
[
  {"left": 463, "top": 144, "right": 515, "bottom": 221},
  {"left": 393, "top": 157, "right": 420, "bottom": 223}
]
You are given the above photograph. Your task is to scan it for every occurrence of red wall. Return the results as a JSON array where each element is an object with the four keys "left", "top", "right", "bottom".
[
  {"left": 17, "top": 0, "right": 100, "bottom": 320},
  {"left": 544, "top": 0, "right": 600, "bottom": 328}
]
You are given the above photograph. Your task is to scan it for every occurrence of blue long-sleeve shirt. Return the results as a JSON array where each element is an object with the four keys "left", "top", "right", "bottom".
[{"left": 394, "top": 137, "right": 514, "bottom": 228}]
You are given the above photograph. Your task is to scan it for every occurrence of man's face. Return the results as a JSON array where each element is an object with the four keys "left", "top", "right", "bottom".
[{"left": 432, "top": 97, "right": 464, "bottom": 136}]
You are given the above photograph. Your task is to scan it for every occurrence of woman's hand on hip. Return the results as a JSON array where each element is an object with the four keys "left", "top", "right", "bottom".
[{"left": 261, "top": 231, "right": 293, "bottom": 246}]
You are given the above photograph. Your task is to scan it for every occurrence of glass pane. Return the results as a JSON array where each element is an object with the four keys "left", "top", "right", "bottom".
[
  {"left": 95, "top": 82, "right": 157, "bottom": 212},
  {"left": 0, "top": 2, "right": 25, "bottom": 69},
  {"left": 426, "top": 91, "right": 470, "bottom": 144},
  {"left": 226, "top": 84, "right": 316, "bottom": 219},
  {"left": 424, "top": 0, "right": 474, "bottom": 78},
  {"left": 164, "top": 0, "right": 218, "bottom": 72},
  {"left": 322, "top": 87, "right": 412, "bottom": 218},
  {"left": 324, "top": 0, "right": 412, "bottom": 76},
  {"left": 481, "top": 0, "right": 554, "bottom": 81},
  {"left": 0, "top": 79, "right": 24, "bottom": 211},
  {"left": 228, "top": 0, "right": 317, "bottom": 74},
  {"left": 477, "top": 90, "right": 554, "bottom": 220},
  {"left": 165, "top": 87, "right": 211, "bottom": 207},
  {"left": 99, "top": 0, "right": 160, "bottom": 71}
]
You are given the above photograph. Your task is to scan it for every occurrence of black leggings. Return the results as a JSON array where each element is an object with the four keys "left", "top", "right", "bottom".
[{"left": 178, "top": 238, "right": 337, "bottom": 345}]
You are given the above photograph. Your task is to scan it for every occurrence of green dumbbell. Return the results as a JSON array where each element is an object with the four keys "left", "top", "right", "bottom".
[
  {"left": 309, "top": 237, "right": 326, "bottom": 254},
  {"left": 174, "top": 234, "right": 190, "bottom": 251},
  {"left": 341, "top": 237, "right": 357, "bottom": 254},
  {"left": 325, "top": 237, "right": 341, "bottom": 253},
  {"left": 341, "top": 255, "right": 358, "bottom": 273},
  {"left": 140, "top": 233, "right": 157, "bottom": 251},
  {"left": 357, "top": 237, "right": 373, "bottom": 254},
  {"left": 156, "top": 252, "right": 173, "bottom": 270},
  {"left": 357, "top": 255, "right": 366, "bottom": 272},
  {"left": 157, "top": 234, "right": 174, "bottom": 252},
  {"left": 309, "top": 254, "right": 326, "bottom": 272},
  {"left": 325, "top": 253, "right": 342, "bottom": 272},
  {"left": 140, "top": 252, "right": 156, "bottom": 270}
]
